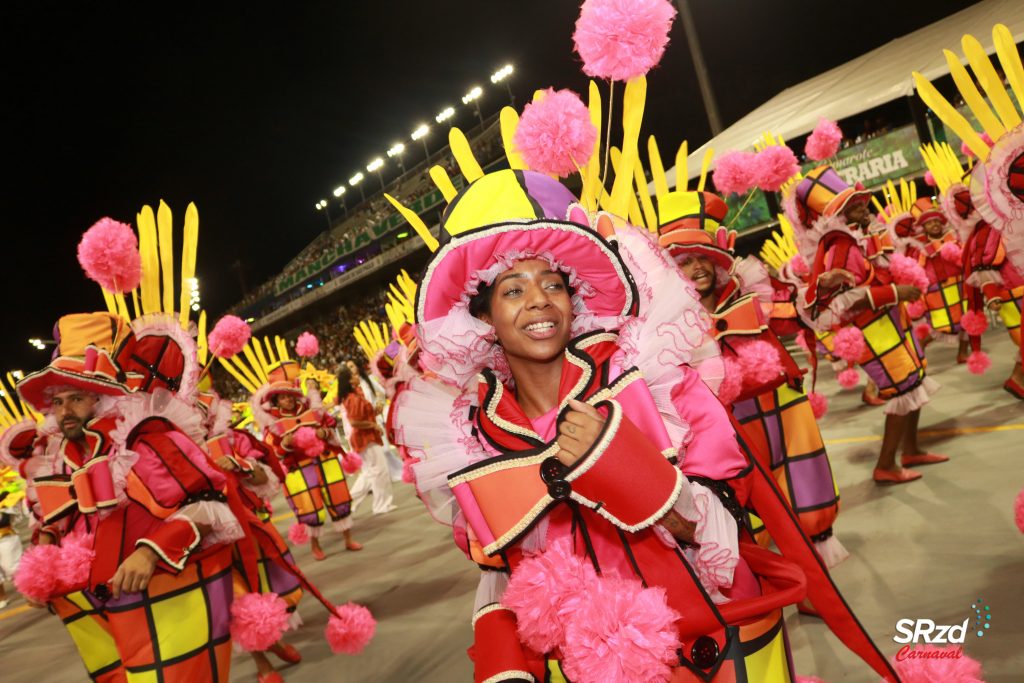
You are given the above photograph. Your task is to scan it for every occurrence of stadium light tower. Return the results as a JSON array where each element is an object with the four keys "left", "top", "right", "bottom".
[
  {"left": 349, "top": 172, "right": 366, "bottom": 202},
  {"left": 315, "top": 198, "right": 332, "bottom": 230},
  {"left": 367, "top": 157, "right": 385, "bottom": 190},
  {"left": 462, "top": 86, "right": 484, "bottom": 126},
  {"left": 490, "top": 64, "right": 515, "bottom": 106},
  {"left": 387, "top": 142, "right": 406, "bottom": 173},
  {"left": 411, "top": 123, "right": 430, "bottom": 158},
  {"left": 332, "top": 185, "right": 349, "bottom": 219}
]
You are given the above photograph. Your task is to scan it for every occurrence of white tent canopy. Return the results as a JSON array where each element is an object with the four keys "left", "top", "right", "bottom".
[{"left": 663, "top": 0, "right": 1024, "bottom": 188}]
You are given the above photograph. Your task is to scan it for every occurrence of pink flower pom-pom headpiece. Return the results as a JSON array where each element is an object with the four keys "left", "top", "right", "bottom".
[
  {"left": 325, "top": 603, "right": 377, "bottom": 654},
  {"left": 560, "top": 576, "right": 681, "bottom": 683},
  {"left": 514, "top": 88, "right": 597, "bottom": 178},
  {"left": 804, "top": 117, "right": 843, "bottom": 161},
  {"left": 754, "top": 145, "right": 800, "bottom": 191},
  {"left": 712, "top": 150, "right": 759, "bottom": 196},
  {"left": 77, "top": 218, "right": 143, "bottom": 293},
  {"left": 295, "top": 331, "right": 320, "bottom": 358},
  {"left": 890, "top": 644, "right": 985, "bottom": 682},
  {"left": 573, "top": 0, "right": 677, "bottom": 81},
  {"left": 208, "top": 315, "right": 252, "bottom": 359},
  {"left": 293, "top": 426, "right": 324, "bottom": 459},
  {"left": 832, "top": 327, "right": 866, "bottom": 363},
  {"left": 230, "top": 592, "right": 292, "bottom": 652}
]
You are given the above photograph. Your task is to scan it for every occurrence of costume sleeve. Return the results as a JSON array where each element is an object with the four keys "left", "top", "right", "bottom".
[
  {"left": 131, "top": 431, "right": 242, "bottom": 571},
  {"left": 470, "top": 599, "right": 536, "bottom": 683},
  {"left": 866, "top": 283, "right": 899, "bottom": 310},
  {"left": 343, "top": 392, "right": 377, "bottom": 425},
  {"left": 671, "top": 369, "right": 747, "bottom": 480},
  {"left": 560, "top": 399, "right": 683, "bottom": 532}
]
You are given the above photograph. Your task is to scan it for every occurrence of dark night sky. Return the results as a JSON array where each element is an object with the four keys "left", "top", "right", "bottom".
[{"left": 2, "top": 0, "right": 980, "bottom": 370}]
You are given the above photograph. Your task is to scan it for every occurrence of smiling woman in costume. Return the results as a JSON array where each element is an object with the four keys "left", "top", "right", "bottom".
[{"left": 386, "top": 75, "right": 898, "bottom": 680}]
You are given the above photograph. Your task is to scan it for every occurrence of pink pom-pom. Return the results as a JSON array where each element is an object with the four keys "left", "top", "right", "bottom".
[
  {"left": 808, "top": 391, "right": 828, "bottom": 419},
  {"left": 924, "top": 170, "right": 936, "bottom": 187},
  {"left": 401, "top": 456, "right": 419, "bottom": 484},
  {"left": 503, "top": 537, "right": 598, "bottom": 653},
  {"left": 890, "top": 644, "right": 985, "bottom": 682},
  {"left": 712, "top": 150, "right": 758, "bottom": 196},
  {"left": 295, "top": 332, "right": 320, "bottom": 358},
  {"left": 514, "top": 88, "right": 597, "bottom": 178},
  {"left": 940, "top": 241, "right": 963, "bottom": 263},
  {"left": 14, "top": 544, "right": 61, "bottom": 603},
  {"left": 906, "top": 300, "right": 927, "bottom": 319},
  {"left": 837, "top": 367, "right": 860, "bottom": 389},
  {"left": 325, "top": 603, "right": 376, "bottom": 654},
  {"left": 573, "top": 0, "right": 676, "bottom": 81},
  {"left": 914, "top": 322, "right": 932, "bottom": 341},
  {"left": 287, "top": 522, "right": 309, "bottom": 545},
  {"left": 1015, "top": 487, "right": 1024, "bottom": 533},
  {"left": 293, "top": 427, "right": 324, "bottom": 459},
  {"left": 961, "top": 310, "right": 988, "bottom": 336},
  {"left": 561, "top": 577, "right": 681, "bottom": 683},
  {"left": 77, "top": 218, "right": 142, "bottom": 293},
  {"left": 888, "top": 253, "right": 929, "bottom": 290},
  {"left": 716, "top": 357, "right": 744, "bottom": 405},
  {"left": 230, "top": 592, "right": 291, "bottom": 652},
  {"left": 832, "top": 327, "right": 866, "bottom": 363},
  {"left": 754, "top": 145, "right": 800, "bottom": 191},
  {"left": 57, "top": 534, "right": 95, "bottom": 590},
  {"left": 341, "top": 451, "right": 363, "bottom": 475},
  {"left": 966, "top": 350, "right": 991, "bottom": 375},
  {"left": 736, "top": 339, "right": 783, "bottom": 385},
  {"left": 804, "top": 117, "right": 842, "bottom": 162},
  {"left": 208, "top": 315, "right": 252, "bottom": 359},
  {"left": 790, "top": 253, "right": 810, "bottom": 276}
]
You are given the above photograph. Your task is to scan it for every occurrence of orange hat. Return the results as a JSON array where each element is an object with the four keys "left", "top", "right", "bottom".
[{"left": 655, "top": 190, "right": 735, "bottom": 270}]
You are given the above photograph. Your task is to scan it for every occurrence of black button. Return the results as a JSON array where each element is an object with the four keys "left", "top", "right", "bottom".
[
  {"left": 547, "top": 480, "right": 571, "bottom": 500},
  {"left": 539, "top": 457, "right": 567, "bottom": 484},
  {"left": 92, "top": 584, "right": 111, "bottom": 602},
  {"left": 715, "top": 319, "right": 728, "bottom": 332},
  {"left": 690, "top": 635, "right": 720, "bottom": 669},
  {"left": 68, "top": 484, "right": 77, "bottom": 500}
]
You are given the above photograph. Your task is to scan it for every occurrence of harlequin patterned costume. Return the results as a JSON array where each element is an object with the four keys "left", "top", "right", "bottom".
[
  {"left": 652, "top": 175, "right": 846, "bottom": 569},
  {"left": 252, "top": 358, "right": 354, "bottom": 535},
  {"left": 789, "top": 166, "right": 938, "bottom": 415},
  {"left": 11, "top": 310, "right": 244, "bottom": 683},
  {"left": 386, "top": 78, "right": 897, "bottom": 682},
  {"left": 914, "top": 25, "right": 1024, "bottom": 396}
]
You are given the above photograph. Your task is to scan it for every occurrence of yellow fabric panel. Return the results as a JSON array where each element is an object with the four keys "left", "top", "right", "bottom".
[
  {"left": 148, "top": 587, "right": 210, "bottom": 659},
  {"left": 741, "top": 625, "right": 793, "bottom": 683},
  {"left": 322, "top": 456, "right": 345, "bottom": 485},
  {"left": 444, "top": 170, "right": 538, "bottom": 235},
  {"left": 863, "top": 315, "right": 902, "bottom": 354}
]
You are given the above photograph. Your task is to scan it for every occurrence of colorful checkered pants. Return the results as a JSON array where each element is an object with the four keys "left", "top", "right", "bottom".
[
  {"left": 999, "top": 286, "right": 1023, "bottom": 348},
  {"left": 733, "top": 383, "right": 840, "bottom": 542},
  {"left": 283, "top": 453, "right": 352, "bottom": 527},
  {"left": 854, "top": 304, "right": 926, "bottom": 399},
  {"left": 924, "top": 276, "right": 966, "bottom": 335}
]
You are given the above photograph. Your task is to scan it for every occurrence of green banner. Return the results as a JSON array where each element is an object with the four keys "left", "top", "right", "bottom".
[
  {"left": 723, "top": 190, "right": 772, "bottom": 233},
  {"left": 801, "top": 124, "right": 924, "bottom": 188}
]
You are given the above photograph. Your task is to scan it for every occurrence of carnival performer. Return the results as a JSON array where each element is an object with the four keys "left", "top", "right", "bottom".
[
  {"left": 913, "top": 25, "right": 1024, "bottom": 398},
  {"left": 654, "top": 184, "right": 847, "bottom": 569},
  {"left": 11, "top": 312, "right": 244, "bottom": 682},
  {"left": 0, "top": 467, "right": 26, "bottom": 610},
  {"left": 789, "top": 166, "right": 946, "bottom": 485},
  {"left": 386, "top": 80, "right": 897, "bottom": 679},
  {"left": 337, "top": 365, "right": 395, "bottom": 516}
]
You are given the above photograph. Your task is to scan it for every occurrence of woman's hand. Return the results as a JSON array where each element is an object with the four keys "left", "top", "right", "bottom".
[
  {"left": 110, "top": 546, "right": 158, "bottom": 598},
  {"left": 555, "top": 399, "right": 606, "bottom": 467}
]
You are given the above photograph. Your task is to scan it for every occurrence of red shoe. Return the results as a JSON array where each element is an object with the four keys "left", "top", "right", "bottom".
[
  {"left": 861, "top": 389, "right": 886, "bottom": 406},
  {"left": 345, "top": 540, "right": 364, "bottom": 551},
  {"left": 1004, "top": 377, "right": 1024, "bottom": 400},
  {"left": 269, "top": 642, "right": 302, "bottom": 664},
  {"left": 873, "top": 467, "right": 922, "bottom": 484},
  {"left": 901, "top": 453, "right": 949, "bottom": 467},
  {"left": 311, "top": 544, "right": 326, "bottom": 561},
  {"left": 258, "top": 672, "right": 283, "bottom": 683}
]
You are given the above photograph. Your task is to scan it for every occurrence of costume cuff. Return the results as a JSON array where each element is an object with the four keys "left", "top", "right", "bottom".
[
  {"left": 136, "top": 518, "right": 201, "bottom": 572},
  {"left": 564, "top": 400, "right": 683, "bottom": 532},
  {"left": 867, "top": 284, "right": 898, "bottom": 310},
  {"left": 981, "top": 281, "right": 1004, "bottom": 305},
  {"left": 471, "top": 604, "right": 534, "bottom": 683}
]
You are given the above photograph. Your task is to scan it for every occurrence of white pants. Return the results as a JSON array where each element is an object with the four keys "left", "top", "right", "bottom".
[
  {"left": 0, "top": 534, "right": 22, "bottom": 582},
  {"left": 349, "top": 443, "right": 395, "bottom": 515}
]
